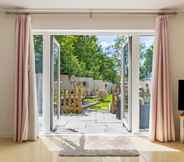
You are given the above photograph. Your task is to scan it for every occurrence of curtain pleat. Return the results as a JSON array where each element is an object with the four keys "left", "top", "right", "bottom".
[
  {"left": 151, "top": 15, "right": 175, "bottom": 142},
  {"left": 15, "top": 15, "right": 38, "bottom": 142}
]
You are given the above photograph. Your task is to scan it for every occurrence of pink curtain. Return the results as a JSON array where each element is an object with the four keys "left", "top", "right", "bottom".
[
  {"left": 151, "top": 15, "right": 175, "bottom": 142},
  {"left": 15, "top": 15, "right": 38, "bottom": 142}
]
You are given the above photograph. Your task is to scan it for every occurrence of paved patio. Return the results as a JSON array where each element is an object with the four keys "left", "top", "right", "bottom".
[{"left": 55, "top": 109, "right": 128, "bottom": 134}]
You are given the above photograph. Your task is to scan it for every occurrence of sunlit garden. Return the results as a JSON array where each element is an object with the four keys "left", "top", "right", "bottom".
[{"left": 34, "top": 34, "right": 153, "bottom": 131}]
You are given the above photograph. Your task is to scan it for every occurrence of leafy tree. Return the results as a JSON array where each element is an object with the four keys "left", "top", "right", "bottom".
[
  {"left": 33, "top": 34, "right": 153, "bottom": 83},
  {"left": 55, "top": 35, "right": 120, "bottom": 83},
  {"left": 139, "top": 44, "right": 153, "bottom": 80},
  {"left": 113, "top": 35, "right": 128, "bottom": 69},
  {"left": 34, "top": 35, "right": 43, "bottom": 73}
]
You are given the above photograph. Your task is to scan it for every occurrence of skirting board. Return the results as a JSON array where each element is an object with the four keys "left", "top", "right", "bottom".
[{"left": 0, "top": 132, "right": 13, "bottom": 138}]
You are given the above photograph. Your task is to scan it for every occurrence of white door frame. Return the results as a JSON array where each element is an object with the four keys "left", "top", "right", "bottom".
[
  {"left": 131, "top": 33, "right": 155, "bottom": 134},
  {"left": 34, "top": 30, "right": 154, "bottom": 133},
  {"left": 42, "top": 33, "right": 51, "bottom": 131},
  {"left": 131, "top": 34, "right": 140, "bottom": 134}
]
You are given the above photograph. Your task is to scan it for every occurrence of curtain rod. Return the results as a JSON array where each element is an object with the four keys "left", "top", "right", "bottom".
[{"left": 5, "top": 10, "right": 178, "bottom": 15}]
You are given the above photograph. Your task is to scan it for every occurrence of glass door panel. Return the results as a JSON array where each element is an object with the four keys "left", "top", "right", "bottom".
[
  {"left": 121, "top": 36, "right": 132, "bottom": 131},
  {"left": 139, "top": 36, "right": 154, "bottom": 131},
  {"left": 34, "top": 35, "right": 44, "bottom": 130},
  {"left": 50, "top": 36, "right": 60, "bottom": 131}
]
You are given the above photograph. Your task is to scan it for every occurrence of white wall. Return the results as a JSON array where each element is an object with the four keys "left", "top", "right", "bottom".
[
  {"left": 31, "top": 14, "right": 155, "bottom": 31},
  {"left": 0, "top": 13, "right": 16, "bottom": 137},
  {"left": 169, "top": 14, "right": 184, "bottom": 138},
  {"left": 0, "top": 12, "right": 184, "bottom": 139}
]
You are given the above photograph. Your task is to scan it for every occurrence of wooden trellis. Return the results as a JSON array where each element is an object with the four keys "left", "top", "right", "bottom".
[{"left": 61, "top": 83, "right": 84, "bottom": 113}]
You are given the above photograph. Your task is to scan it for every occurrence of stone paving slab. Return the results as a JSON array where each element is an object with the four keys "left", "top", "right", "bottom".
[{"left": 55, "top": 110, "right": 128, "bottom": 134}]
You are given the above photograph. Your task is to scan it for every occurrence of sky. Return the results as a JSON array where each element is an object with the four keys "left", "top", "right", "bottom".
[
  {"left": 97, "top": 35, "right": 117, "bottom": 48},
  {"left": 139, "top": 36, "right": 154, "bottom": 48},
  {"left": 97, "top": 35, "right": 154, "bottom": 49}
]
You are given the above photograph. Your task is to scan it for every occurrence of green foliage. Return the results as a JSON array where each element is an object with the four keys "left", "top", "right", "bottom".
[
  {"left": 33, "top": 34, "right": 153, "bottom": 83},
  {"left": 55, "top": 35, "right": 120, "bottom": 83},
  {"left": 139, "top": 44, "right": 153, "bottom": 80},
  {"left": 34, "top": 35, "right": 43, "bottom": 73}
]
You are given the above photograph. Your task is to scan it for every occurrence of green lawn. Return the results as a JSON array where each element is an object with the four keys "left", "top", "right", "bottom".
[
  {"left": 84, "top": 94, "right": 112, "bottom": 111},
  {"left": 83, "top": 97, "right": 98, "bottom": 103}
]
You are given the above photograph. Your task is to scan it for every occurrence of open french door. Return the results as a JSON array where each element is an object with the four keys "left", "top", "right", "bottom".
[
  {"left": 121, "top": 36, "right": 132, "bottom": 132},
  {"left": 50, "top": 36, "right": 61, "bottom": 131}
]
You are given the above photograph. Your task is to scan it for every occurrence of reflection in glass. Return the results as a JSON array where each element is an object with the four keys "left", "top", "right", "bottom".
[{"left": 139, "top": 36, "right": 154, "bottom": 130}]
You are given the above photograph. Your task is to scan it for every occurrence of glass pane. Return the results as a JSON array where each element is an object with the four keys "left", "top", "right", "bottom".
[
  {"left": 51, "top": 37, "right": 61, "bottom": 130},
  {"left": 139, "top": 36, "right": 154, "bottom": 130},
  {"left": 33, "top": 35, "right": 43, "bottom": 129},
  {"left": 121, "top": 36, "right": 132, "bottom": 131},
  {"left": 123, "top": 43, "right": 129, "bottom": 122},
  {"left": 53, "top": 39, "right": 60, "bottom": 117}
]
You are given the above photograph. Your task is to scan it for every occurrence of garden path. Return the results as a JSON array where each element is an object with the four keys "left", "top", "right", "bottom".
[{"left": 55, "top": 109, "right": 128, "bottom": 134}]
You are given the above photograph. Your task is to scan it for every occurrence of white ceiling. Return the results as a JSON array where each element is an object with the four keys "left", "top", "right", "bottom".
[{"left": 0, "top": 0, "right": 184, "bottom": 10}]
